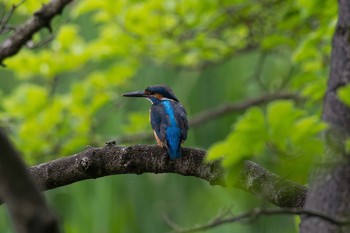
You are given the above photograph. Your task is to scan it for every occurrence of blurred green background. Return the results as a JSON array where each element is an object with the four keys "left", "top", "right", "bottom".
[{"left": 0, "top": 0, "right": 336, "bottom": 232}]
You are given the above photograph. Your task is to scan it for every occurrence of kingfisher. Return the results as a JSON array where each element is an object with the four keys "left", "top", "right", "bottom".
[{"left": 123, "top": 85, "right": 189, "bottom": 160}]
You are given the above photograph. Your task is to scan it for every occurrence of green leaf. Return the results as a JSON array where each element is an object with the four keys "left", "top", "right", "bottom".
[
  {"left": 337, "top": 84, "right": 350, "bottom": 107},
  {"left": 345, "top": 139, "right": 350, "bottom": 154},
  {"left": 301, "top": 79, "right": 327, "bottom": 102},
  {"left": 207, "top": 107, "right": 267, "bottom": 167},
  {"left": 291, "top": 116, "right": 327, "bottom": 144},
  {"left": 262, "top": 35, "right": 296, "bottom": 50},
  {"left": 267, "top": 100, "right": 303, "bottom": 144}
]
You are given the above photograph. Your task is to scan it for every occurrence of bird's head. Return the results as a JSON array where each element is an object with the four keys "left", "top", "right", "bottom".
[{"left": 123, "top": 84, "right": 179, "bottom": 102}]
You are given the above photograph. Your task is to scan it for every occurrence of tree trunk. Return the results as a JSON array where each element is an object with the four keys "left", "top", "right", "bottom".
[
  {"left": 300, "top": 0, "right": 350, "bottom": 232},
  {"left": 0, "top": 129, "right": 60, "bottom": 233}
]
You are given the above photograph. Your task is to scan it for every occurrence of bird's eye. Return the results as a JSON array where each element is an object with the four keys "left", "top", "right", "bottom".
[{"left": 145, "top": 90, "right": 154, "bottom": 95}]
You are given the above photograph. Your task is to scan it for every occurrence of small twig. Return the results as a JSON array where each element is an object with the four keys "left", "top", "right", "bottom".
[
  {"left": 164, "top": 206, "right": 235, "bottom": 233},
  {"left": 189, "top": 92, "right": 300, "bottom": 127},
  {"left": 163, "top": 214, "right": 183, "bottom": 232},
  {"left": 26, "top": 33, "right": 56, "bottom": 49},
  {"left": 168, "top": 208, "right": 350, "bottom": 233},
  {"left": 27, "top": 16, "right": 70, "bottom": 50},
  {"left": 0, "top": 0, "right": 25, "bottom": 35},
  {"left": 0, "top": 0, "right": 73, "bottom": 64},
  {"left": 251, "top": 52, "right": 268, "bottom": 90},
  {"left": 279, "top": 63, "right": 295, "bottom": 90}
]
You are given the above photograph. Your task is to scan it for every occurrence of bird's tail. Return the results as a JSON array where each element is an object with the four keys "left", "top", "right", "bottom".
[
  {"left": 166, "top": 127, "right": 182, "bottom": 160},
  {"left": 167, "top": 143, "right": 181, "bottom": 160}
]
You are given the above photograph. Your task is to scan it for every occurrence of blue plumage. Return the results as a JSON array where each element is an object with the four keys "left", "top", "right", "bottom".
[
  {"left": 162, "top": 100, "right": 182, "bottom": 159},
  {"left": 123, "top": 85, "right": 189, "bottom": 160}
]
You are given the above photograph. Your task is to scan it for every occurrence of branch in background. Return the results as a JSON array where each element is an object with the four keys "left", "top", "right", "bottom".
[
  {"left": 0, "top": 129, "right": 60, "bottom": 233},
  {"left": 0, "top": 0, "right": 25, "bottom": 35},
  {"left": 189, "top": 92, "right": 300, "bottom": 127},
  {"left": 26, "top": 33, "right": 56, "bottom": 49},
  {"left": 251, "top": 52, "right": 268, "bottom": 90},
  {"left": 0, "top": 0, "right": 73, "bottom": 66},
  {"left": 118, "top": 92, "right": 301, "bottom": 143},
  {"left": 24, "top": 143, "right": 307, "bottom": 208},
  {"left": 167, "top": 207, "right": 350, "bottom": 233}
]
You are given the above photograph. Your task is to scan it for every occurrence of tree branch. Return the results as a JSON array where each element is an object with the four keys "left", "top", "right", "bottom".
[
  {"left": 188, "top": 92, "right": 300, "bottom": 127},
  {"left": 168, "top": 207, "right": 350, "bottom": 233},
  {"left": 0, "top": 0, "right": 73, "bottom": 66},
  {"left": 118, "top": 92, "right": 301, "bottom": 143},
  {"left": 0, "top": 129, "right": 60, "bottom": 233},
  {"left": 237, "top": 160, "right": 307, "bottom": 208},
  {"left": 23, "top": 143, "right": 307, "bottom": 208},
  {"left": 29, "top": 143, "right": 224, "bottom": 190}
]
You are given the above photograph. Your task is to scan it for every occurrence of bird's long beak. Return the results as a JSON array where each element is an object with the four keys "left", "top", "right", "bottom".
[{"left": 122, "top": 90, "right": 148, "bottom": 98}]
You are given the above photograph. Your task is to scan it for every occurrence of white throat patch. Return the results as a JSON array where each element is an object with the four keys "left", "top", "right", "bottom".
[{"left": 160, "top": 97, "right": 174, "bottom": 101}]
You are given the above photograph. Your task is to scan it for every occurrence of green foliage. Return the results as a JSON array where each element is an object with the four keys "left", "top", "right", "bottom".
[
  {"left": 345, "top": 139, "right": 350, "bottom": 154},
  {"left": 0, "top": 0, "right": 338, "bottom": 232},
  {"left": 122, "top": 112, "right": 149, "bottom": 133},
  {"left": 207, "top": 100, "right": 327, "bottom": 181},
  {"left": 0, "top": 0, "right": 49, "bottom": 15},
  {"left": 290, "top": 11, "right": 335, "bottom": 102},
  {"left": 207, "top": 107, "right": 267, "bottom": 166},
  {"left": 72, "top": 0, "right": 252, "bottom": 68},
  {"left": 0, "top": 0, "right": 336, "bottom": 162},
  {"left": 337, "top": 84, "right": 350, "bottom": 107}
]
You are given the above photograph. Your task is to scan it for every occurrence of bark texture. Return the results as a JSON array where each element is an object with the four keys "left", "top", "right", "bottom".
[
  {"left": 300, "top": 0, "right": 350, "bottom": 232},
  {"left": 0, "top": 0, "right": 72, "bottom": 65},
  {"left": 238, "top": 161, "right": 307, "bottom": 208},
  {"left": 24, "top": 143, "right": 308, "bottom": 208}
]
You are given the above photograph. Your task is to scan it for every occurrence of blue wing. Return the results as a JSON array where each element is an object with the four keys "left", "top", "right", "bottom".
[
  {"left": 173, "top": 102, "right": 189, "bottom": 141},
  {"left": 150, "top": 104, "right": 166, "bottom": 143}
]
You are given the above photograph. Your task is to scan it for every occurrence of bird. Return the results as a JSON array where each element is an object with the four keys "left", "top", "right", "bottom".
[{"left": 123, "top": 84, "right": 189, "bottom": 160}]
